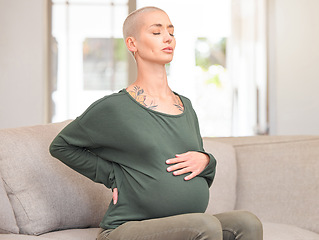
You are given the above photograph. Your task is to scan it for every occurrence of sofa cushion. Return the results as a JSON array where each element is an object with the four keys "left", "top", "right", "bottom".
[
  {"left": 0, "top": 121, "right": 112, "bottom": 235},
  {"left": 0, "top": 171, "right": 19, "bottom": 234},
  {"left": 0, "top": 235, "right": 53, "bottom": 240},
  {"left": 202, "top": 139, "right": 237, "bottom": 214},
  {"left": 41, "top": 228, "right": 100, "bottom": 240},
  {"left": 263, "top": 222, "right": 319, "bottom": 240},
  {"left": 229, "top": 136, "right": 319, "bottom": 234}
]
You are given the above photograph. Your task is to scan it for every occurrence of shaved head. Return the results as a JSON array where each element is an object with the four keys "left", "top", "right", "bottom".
[{"left": 123, "top": 6, "right": 165, "bottom": 40}]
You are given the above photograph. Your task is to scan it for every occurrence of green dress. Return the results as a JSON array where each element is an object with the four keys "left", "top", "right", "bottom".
[{"left": 50, "top": 89, "right": 217, "bottom": 230}]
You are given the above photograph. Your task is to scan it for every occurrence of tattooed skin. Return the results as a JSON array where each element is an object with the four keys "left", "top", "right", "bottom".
[
  {"left": 128, "top": 86, "right": 158, "bottom": 110},
  {"left": 128, "top": 85, "right": 184, "bottom": 112},
  {"left": 174, "top": 101, "right": 184, "bottom": 112}
]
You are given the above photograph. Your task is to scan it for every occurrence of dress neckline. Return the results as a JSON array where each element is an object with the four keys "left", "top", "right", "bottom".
[{"left": 121, "top": 88, "right": 186, "bottom": 118}]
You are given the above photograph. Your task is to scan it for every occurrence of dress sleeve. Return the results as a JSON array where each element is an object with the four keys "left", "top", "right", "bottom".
[
  {"left": 197, "top": 146, "right": 217, "bottom": 188},
  {"left": 49, "top": 119, "right": 117, "bottom": 189}
]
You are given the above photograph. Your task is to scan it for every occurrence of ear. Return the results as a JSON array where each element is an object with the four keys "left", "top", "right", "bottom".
[{"left": 125, "top": 37, "right": 137, "bottom": 53}]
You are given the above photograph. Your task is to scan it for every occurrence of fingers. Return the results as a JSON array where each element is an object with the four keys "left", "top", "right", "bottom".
[
  {"left": 184, "top": 172, "right": 198, "bottom": 181},
  {"left": 113, "top": 188, "right": 118, "bottom": 205},
  {"left": 169, "top": 166, "right": 191, "bottom": 176},
  {"left": 166, "top": 153, "right": 191, "bottom": 175},
  {"left": 167, "top": 165, "right": 199, "bottom": 181},
  {"left": 166, "top": 152, "right": 189, "bottom": 164},
  {"left": 167, "top": 162, "right": 187, "bottom": 172},
  {"left": 166, "top": 154, "right": 196, "bottom": 180},
  {"left": 166, "top": 151, "right": 209, "bottom": 181}
]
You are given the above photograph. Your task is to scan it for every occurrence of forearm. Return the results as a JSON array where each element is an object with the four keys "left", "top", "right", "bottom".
[
  {"left": 49, "top": 134, "right": 99, "bottom": 181},
  {"left": 49, "top": 120, "right": 116, "bottom": 188}
]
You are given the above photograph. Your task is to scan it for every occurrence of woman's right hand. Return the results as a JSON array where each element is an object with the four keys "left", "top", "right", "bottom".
[{"left": 113, "top": 188, "right": 118, "bottom": 205}]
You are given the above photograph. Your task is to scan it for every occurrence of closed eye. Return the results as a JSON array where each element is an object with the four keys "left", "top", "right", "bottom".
[{"left": 153, "top": 33, "right": 175, "bottom": 37}]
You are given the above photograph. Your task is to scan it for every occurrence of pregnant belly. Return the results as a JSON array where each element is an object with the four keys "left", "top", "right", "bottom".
[{"left": 135, "top": 173, "right": 210, "bottom": 218}]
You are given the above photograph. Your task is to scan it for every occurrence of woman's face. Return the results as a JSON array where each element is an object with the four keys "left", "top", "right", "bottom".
[{"left": 135, "top": 10, "right": 176, "bottom": 65}]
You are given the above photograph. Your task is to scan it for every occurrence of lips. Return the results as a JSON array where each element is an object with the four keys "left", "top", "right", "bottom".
[{"left": 162, "top": 47, "right": 174, "bottom": 53}]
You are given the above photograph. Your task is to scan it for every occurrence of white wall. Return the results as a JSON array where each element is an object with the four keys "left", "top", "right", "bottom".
[
  {"left": 268, "top": 0, "right": 319, "bottom": 135},
  {"left": 1, "top": 0, "right": 319, "bottom": 134},
  {"left": 0, "top": 0, "right": 49, "bottom": 129}
]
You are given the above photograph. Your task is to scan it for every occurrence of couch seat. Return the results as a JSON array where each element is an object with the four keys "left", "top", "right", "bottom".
[{"left": 263, "top": 222, "right": 319, "bottom": 240}]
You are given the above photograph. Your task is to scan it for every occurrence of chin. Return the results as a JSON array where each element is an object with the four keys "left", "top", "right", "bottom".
[{"left": 160, "top": 56, "right": 174, "bottom": 65}]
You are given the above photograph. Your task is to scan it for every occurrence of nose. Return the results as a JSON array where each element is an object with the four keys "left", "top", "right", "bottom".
[{"left": 163, "top": 31, "right": 173, "bottom": 43}]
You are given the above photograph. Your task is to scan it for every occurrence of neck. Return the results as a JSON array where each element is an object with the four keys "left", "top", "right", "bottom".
[{"left": 133, "top": 61, "right": 171, "bottom": 97}]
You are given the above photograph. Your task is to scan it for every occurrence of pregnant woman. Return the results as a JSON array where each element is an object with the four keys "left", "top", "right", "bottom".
[{"left": 50, "top": 6, "right": 263, "bottom": 240}]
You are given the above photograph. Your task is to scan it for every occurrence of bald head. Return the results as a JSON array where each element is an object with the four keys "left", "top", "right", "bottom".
[{"left": 123, "top": 6, "right": 165, "bottom": 40}]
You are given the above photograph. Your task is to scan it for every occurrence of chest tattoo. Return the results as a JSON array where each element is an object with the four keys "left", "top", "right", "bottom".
[
  {"left": 128, "top": 85, "right": 184, "bottom": 112},
  {"left": 128, "top": 86, "right": 158, "bottom": 110}
]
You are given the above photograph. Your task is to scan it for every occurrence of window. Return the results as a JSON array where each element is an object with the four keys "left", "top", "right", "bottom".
[
  {"left": 51, "top": 0, "right": 267, "bottom": 136},
  {"left": 51, "top": 0, "right": 128, "bottom": 122},
  {"left": 83, "top": 38, "right": 127, "bottom": 91}
]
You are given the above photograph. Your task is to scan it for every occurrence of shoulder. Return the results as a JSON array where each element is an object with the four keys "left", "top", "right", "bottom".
[
  {"left": 78, "top": 90, "right": 128, "bottom": 120},
  {"left": 174, "top": 92, "right": 199, "bottom": 120},
  {"left": 174, "top": 92, "right": 193, "bottom": 109}
]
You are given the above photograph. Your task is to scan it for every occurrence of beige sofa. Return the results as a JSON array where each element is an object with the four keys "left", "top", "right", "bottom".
[{"left": 0, "top": 121, "right": 318, "bottom": 240}]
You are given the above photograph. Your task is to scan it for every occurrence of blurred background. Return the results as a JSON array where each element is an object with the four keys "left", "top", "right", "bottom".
[{"left": 1, "top": 0, "right": 319, "bottom": 137}]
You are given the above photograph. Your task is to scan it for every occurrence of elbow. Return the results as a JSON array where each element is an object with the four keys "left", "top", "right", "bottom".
[
  {"left": 49, "top": 140, "right": 58, "bottom": 158},
  {"left": 49, "top": 136, "right": 65, "bottom": 159}
]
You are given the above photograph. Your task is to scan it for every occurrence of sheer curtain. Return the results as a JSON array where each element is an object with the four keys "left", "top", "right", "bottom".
[{"left": 228, "top": 0, "right": 268, "bottom": 136}]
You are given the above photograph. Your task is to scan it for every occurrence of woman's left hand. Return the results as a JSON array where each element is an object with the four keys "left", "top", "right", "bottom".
[{"left": 166, "top": 151, "right": 210, "bottom": 181}]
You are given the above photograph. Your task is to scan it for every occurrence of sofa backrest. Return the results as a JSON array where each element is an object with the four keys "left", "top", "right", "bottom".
[
  {"left": 7, "top": 122, "right": 317, "bottom": 235},
  {"left": 0, "top": 121, "right": 112, "bottom": 235},
  {"left": 0, "top": 170, "right": 19, "bottom": 234},
  {"left": 214, "top": 136, "right": 319, "bottom": 234}
]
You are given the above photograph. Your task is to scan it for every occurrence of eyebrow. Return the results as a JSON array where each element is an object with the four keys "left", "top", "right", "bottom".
[{"left": 149, "top": 23, "right": 174, "bottom": 29}]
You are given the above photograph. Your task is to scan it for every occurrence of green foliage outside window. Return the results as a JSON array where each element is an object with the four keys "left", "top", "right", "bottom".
[{"left": 195, "top": 37, "right": 227, "bottom": 87}]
